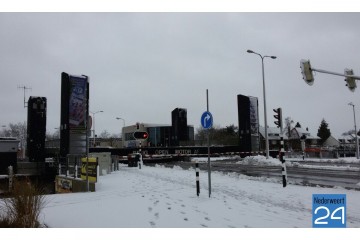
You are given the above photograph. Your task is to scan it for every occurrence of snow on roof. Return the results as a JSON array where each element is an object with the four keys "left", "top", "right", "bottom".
[
  {"left": 293, "top": 127, "right": 320, "bottom": 139},
  {"left": 259, "top": 126, "right": 288, "bottom": 139}
]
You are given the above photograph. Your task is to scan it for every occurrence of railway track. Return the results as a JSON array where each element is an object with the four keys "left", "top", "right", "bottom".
[{"left": 147, "top": 160, "right": 360, "bottom": 190}]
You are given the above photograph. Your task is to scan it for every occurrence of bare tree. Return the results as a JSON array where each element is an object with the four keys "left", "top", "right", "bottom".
[
  {"left": 99, "top": 130, "right": 111, "bottom": 139},
  {"left": 0, "top": 122, "right": 27, "bottom": 139}
]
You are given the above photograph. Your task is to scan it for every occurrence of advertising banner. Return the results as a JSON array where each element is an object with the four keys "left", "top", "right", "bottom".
[
  {"left": 69, "top": 76, "right": 88, "bottom": 132},
  {"left": 81, "top": 157, "right": 98, "bottom": 183},
  {"left": 249, "top": 96, "right": 259, "bottom": 136},
  {"left": 55, "top": 176, "right": 73, "bottom": 193},
  {"left": 60, "top": 73, "right": 89, "bottom": 159}
]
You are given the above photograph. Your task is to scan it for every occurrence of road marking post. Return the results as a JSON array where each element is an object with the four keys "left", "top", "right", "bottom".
[
  {"left": 195, "top": 161, "right": 200, "bottom": 196},
  {"left": 280, "top": 135, "right": 287, "bottom": 187}
]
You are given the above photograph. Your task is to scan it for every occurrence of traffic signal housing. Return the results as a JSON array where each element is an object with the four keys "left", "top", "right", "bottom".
[
  {"left": 273, "top": 108, "right": 282, "bottom": 129},
  {"left": 133, "top": 131, "right": 149, "bottom": 140},
  {"left": 344, "top": 68, "right": 357, "bottom": 92},
  {"left": 300, "top": 59, "right": 314, "bottom": 86}
]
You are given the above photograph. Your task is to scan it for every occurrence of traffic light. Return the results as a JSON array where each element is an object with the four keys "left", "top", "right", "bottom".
[
  {"left": 300, "top": 59, "right": 314, "bottom": 86},
  {"left": 273, "top": 108, "right": 282, "bottom": 129},
  {"left": 133, "top": 131, "right": 149, "bottom": 139},
  {"left": 344, "top": 68, "right": 356, "bottom": 92}
]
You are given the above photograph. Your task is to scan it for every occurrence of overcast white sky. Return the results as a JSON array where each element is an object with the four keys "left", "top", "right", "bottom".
[{"left": 1, "top": 6, "right": 360, "bottom": 137}]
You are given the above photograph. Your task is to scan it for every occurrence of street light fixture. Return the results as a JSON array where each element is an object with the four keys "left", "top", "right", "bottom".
[
  {"left": 90, "top": 110, "right": 104, "bottom": 147},
  {"left": 247, "top": 49, "right": 277, "bottom": 159},
  {"left": 348, "top": 103, "right": 359, "bottom": 159},
  {"left": 116, "top": 117, "right": 125, "bottom": 138},
  {"left": 116, "top": 117, "right": 125, "bottom": 127}
]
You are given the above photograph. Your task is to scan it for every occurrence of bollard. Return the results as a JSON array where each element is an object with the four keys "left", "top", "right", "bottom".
[
  {"left": 8, "top": 165, "right": 13, "bottom": 192},
  {"left": 139, "top": 142, "right": 142, "bottom": 169},
  {"left": 136, "top": 153, "right": 141, "bottom": 169},
  {"left": 195, "top": 161, "right": 200, "bottom": 196},
  {"left": 75, "top": 164, "right": 78, "bottom": 179},
  {"left": 280, "top": 135, "right": 287, "bottom": 187}
]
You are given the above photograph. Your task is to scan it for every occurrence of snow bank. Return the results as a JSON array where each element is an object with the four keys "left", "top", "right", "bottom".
[{"left": 237, "top": 155, "right": 282, "bottom": 166}]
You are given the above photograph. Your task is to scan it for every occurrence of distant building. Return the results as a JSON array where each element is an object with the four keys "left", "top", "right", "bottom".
[
  {"left": 121, "top": 107, "right": 194, "bottom": 148},
  {"left": 258, "top": 126, "right": 320, "bottom": 152},
  {"left": 323, "top": 135, "right": 341, "bottom": 148},
  {"left": 121, "top": 123, "right": 194, "bottom": 148},
  {"left": 289, "top": 127, "right": 319, "bottom": 145},
  {"left": 259, "top": 126, "right": 288, "bottom": 151}
]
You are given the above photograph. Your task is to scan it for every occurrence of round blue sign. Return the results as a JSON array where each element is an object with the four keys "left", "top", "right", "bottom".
[{"left": 201, "top": 111, "right": 213, "bottom": 129}]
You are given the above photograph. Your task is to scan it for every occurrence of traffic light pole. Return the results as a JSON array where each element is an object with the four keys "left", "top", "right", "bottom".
[
  {"left": 274, "top": 108, "right": 287, "bottom": 187},
  {"left": 279, "top": 125, "right": 287, "bottom": 188},
  {"left": 310, "top": 68, "right": 360, "bottom": 80}
]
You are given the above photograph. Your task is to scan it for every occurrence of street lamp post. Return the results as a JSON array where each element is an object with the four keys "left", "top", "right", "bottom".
[
  {"left": 247, "top": 49, "right": 277, "bottom": 159},
  {"left": 90, "top": 110, "right": 104, "bottom": 147},
  {"left": 116, "top": 117, "right": 125, "bottom": 128},
  {"left": 348, "top": 103, "right": 359, "bottom": 159},
  {"left": 116, "top": 117, "right": 125, "bottom": 138}
]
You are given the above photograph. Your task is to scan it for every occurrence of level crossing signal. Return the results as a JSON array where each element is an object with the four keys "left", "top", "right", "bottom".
[
  {"left": 133, "top": 131, "right": 149, "bottom": 140},
  {"left": 273, "top": 108, "right": 282, "bottom": 129}
]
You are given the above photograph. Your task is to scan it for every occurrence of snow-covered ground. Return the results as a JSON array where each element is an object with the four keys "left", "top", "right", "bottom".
[{"left": 3, "top": 156, "right": 360, "bottom": 239}]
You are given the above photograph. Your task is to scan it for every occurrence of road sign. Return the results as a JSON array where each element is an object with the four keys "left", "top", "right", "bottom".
[{"left": 201, "top": 111, "right": 213, "bottom": 129}]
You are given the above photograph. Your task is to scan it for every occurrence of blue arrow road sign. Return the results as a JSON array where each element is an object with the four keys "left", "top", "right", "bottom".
[{"left": 201, "top": 111, "right": 213, "bottom": 129}]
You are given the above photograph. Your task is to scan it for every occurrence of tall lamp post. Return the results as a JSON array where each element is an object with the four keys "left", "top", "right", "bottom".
[
  {"left": 116, "top": 117, "right": 125, "bottom": 137},
  {"left": 116, "top": 117, "right": 125, "bottom": 128},
  {"left": 348, "top": 103, "right": 359, "bottom": 159},
  {"left": 247, "top": 49, "right": 277, "bottom": 159},
  {"left": 90, "top": 110, "right": 103, "bottom": 147}
]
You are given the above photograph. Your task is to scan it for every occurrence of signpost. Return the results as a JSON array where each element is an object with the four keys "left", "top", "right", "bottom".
[
  {"left": 201, "top": 111, "right": 213, "bottom": 130},
  {"left": 201, "top": 89, "right": 213, "bottom": 198}
]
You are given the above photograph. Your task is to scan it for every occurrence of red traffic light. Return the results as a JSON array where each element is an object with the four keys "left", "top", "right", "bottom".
[{"left": 133, "top": 131, "right": 149, "bottom": 139}]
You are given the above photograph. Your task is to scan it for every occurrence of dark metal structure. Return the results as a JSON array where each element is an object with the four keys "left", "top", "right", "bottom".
[
  {"left": 237, "top": 94, "right": 260, "bottom": 153},
  {"left": 27, "top": 96, "right": 47, "bottom": 162},
  {"left": 171, "top": 108, "right": 188, "bottom": 145},
  {"left": 60, "top": 72, "right": 89, "bottom": 164}
]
